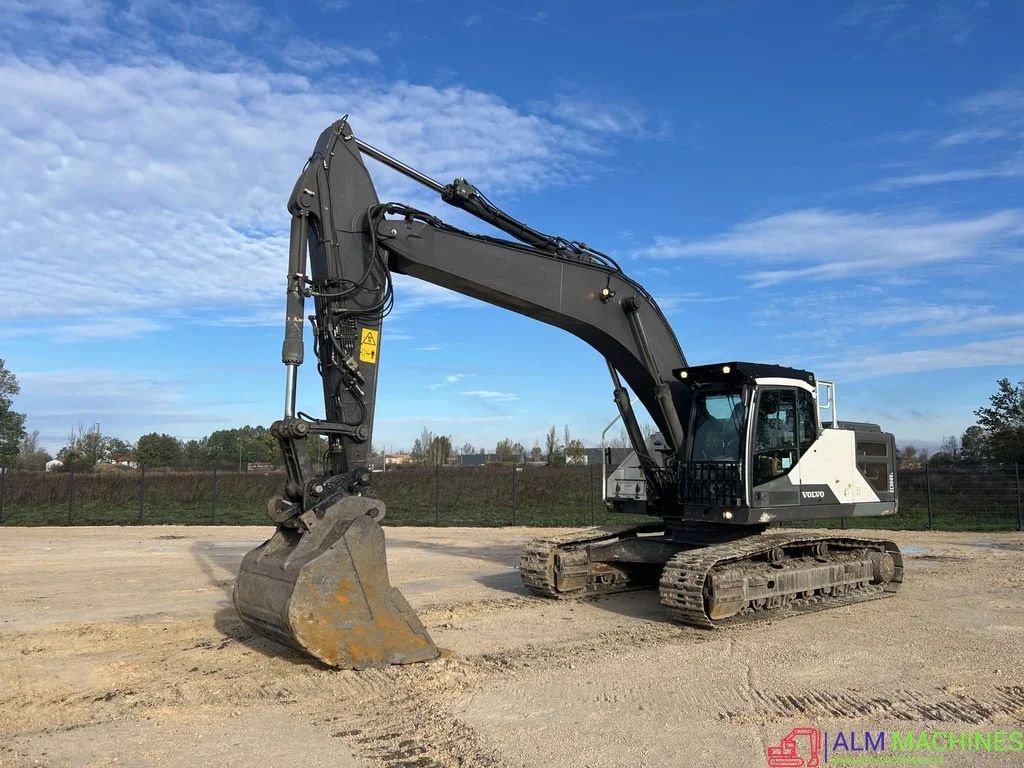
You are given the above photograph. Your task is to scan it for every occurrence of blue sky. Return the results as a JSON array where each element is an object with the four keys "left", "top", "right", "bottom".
[{"left": 1, "top": 0, "right": 1022, "bottom": 455}]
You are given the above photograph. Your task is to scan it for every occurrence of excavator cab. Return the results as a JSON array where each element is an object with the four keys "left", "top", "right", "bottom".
[{"left": 675, "top": 362, "right": 898, "bottom": 525}]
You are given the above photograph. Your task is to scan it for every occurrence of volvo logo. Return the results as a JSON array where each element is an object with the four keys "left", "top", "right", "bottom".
[{"left": 802, "top": 490, "right": 826, "bottom": 499}]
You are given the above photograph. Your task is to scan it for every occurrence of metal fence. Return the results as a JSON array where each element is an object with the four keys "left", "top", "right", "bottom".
[{"left": 0, "top": 464, "right": 1021, "bottom": 531}]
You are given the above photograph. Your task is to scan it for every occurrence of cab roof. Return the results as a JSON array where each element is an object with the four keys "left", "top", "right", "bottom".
[{"left": 673, "top": 361, "right": 816, "bottom": 386}]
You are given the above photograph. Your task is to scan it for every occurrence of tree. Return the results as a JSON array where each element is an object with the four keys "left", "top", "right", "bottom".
[
  {"left": 0, "top": 359, "right": 27, "bottom": 466},
  {"left": 460, "top": 442, "right": 476, "bottom": 457},
  {"left": 182, "top": 438, "right": 210, "bottom": 465},
  {"left": 57, "top": 424, "right": 104, "bottom": 471},
  {"left": 16, "top": 430, "right": 50, "bottom": 471},
  {"left": 105, "top": 437, "right": 135, "bottom": 460},
  {"left": 545, "top": 425, "right": 564, "bottom": 466},
  {"left": 608, "top": 427, "right": 630, "bottom": 450},
  {"left": 959, "top": 426, "right": 990, "bottom": 464},
  {"left": 136, "top": 433, "right": 183, "bottom": 467},
  {"left": 411, "top": 427, "right": 436, "bottom": 464},
  {"left": 974, "top": 378, "right": 1024, "bottom": 464},
  {"left": 427, "top": 435, "right": 452, "bottom": 465},
  {"left": 565, "top": 438, "right": 587, "bottom": 465},
  {"left": 561, "top": 425, "right": 586, "bottom": 465},
  {"left": 929, "top": 435, "right": 960, "bottom": 465},
  {"left": 207, "top": 426, "right": 277, "bottom": 468},
  {"left": 494, "top": 438, "right": 525, "bottom": 464},
  {"left": 529, "top": 441, "right": 543, "bottom": 462},
  {"left": 896, "top": 443, "right": 920, "bottom": 469}
]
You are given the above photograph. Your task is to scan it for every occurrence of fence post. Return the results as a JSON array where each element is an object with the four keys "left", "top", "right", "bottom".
[
  {"left": 925, "top": 463, "right": 934, "bottom": 531},
  {"left": 211, "top": 465, "right": 218, "bottom": 524},
  {"left": 511, "top": 465, "right": 518, "bottom": 526},
  {"left": 1016, "top": 463, "right": 1022, "bottom": 532},
  {"left": 0, "top": 466, "right": 5, "bottom": 525},
  {"left": 589, "top": 463, "right": 595, "bottom": 526},
  {"left": 138, "top": 464, "right": 145, "bottom": 523},
  {"left": 68, "top": 469, "right": 75, "bottom": 526},
  {"left": 434, "top": 463, "right": 440, "bottom": 526}
]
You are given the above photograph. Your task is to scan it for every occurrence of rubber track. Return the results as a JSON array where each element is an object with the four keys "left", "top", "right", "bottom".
[
  {"left": 658, "top": 533, "right": 904, "bottom": 628},
  {"left": 520, "top": 524, "right": 664, "bottom": 598}
]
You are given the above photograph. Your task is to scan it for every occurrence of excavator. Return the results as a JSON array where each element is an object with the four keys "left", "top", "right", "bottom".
[{"left": 233, "top": 117, "right": 903, "bottom": 669}]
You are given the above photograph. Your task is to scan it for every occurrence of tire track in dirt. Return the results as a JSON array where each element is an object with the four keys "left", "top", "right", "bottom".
[
  {"left": 717, "top": 684, "right": 1024, "bottom": 725},
  {"left": 0, "top": 596, "right": 707, "bottom": 768},
  {"left": 7, "top": 584, "right": 1021, "bottom": 766}
]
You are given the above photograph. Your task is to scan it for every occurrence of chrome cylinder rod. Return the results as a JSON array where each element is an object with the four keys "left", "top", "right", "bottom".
[
  {"left": 285, "top": 364, "right": 298, "bottom": 418},
  {"left": 353, "top": 138, "right": 446, "bottom": 195}
]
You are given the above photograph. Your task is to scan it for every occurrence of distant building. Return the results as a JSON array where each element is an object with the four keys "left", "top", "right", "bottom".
[
  {"left": 459, "top": 452, "right": 495, "bottom": 467},
  {"left": 367, "top": 453, "right": 415, "bottom": 470}
]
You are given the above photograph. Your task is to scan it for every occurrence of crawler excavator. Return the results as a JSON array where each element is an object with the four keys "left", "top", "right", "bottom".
[{"left": 233, "top": 117, "right": 903, "bottom": 669}]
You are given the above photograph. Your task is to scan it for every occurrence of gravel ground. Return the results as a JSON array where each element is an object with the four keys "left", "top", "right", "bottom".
[{"left": 1, "top": 525, "right": 1022, "bottom": 768}]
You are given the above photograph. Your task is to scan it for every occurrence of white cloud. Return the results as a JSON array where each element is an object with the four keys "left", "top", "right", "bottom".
[
  {"left": 279, "top": 38, "right": 379, "bottom": 70},
  {"left": 958, "top": 87, "right": 1024, "bottom": 117},
  {"left": 0, "top": 47, "right": 634, "bottom": 332},
  {"left": 837, "top": 1, "right": 990, "bottom": 45},
  {"left": 635, "top": 208, "right": 1024, "bottom": 286},
  {"left": 863, "top": 305, "right": 1024, "bottom": 337},
  {"left": 871, "top": 155, "right": 1024, "bottom": 191},
  {"left": 827, "top": 335, "right": 1024, "bottom": 377},
  {"left": 377, "top": 414, "right": 513, "bottom": 425},
  {"left": 935, "top": 128, "right": 1010, "bottom": 147},
  {"left": 16, "top": 368, "right": 182, "bottom": 449},
  {"left": 653, "top": 292, "right": 730, "bottom": 311},
  {"left": 55, "top": 317, "right": 167, "bottom": 341},
  {"left": 426, "top": 372, "right": 464, "bottom": 390},
  {"left": 462, "top": 390, "right": 519, "bottom": 402},
  {"left": 857, "top": 84, "right": 1023, "bottom": 191}
]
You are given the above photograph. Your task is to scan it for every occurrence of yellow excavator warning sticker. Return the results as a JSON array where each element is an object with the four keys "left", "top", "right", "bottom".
[{"left": 359, "top": 328, "right": 379, "bottom": 364}]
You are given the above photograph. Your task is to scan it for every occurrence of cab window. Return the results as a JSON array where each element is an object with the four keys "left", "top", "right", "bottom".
[
  {"left": 796, "top": 388, "right": 818, "bottom": 454},
  {"left": 753, "top": 389, "right": 797, "bottom": 486},
  {"left": 691, "top": 391, "right": 745, "bottom": 462}
]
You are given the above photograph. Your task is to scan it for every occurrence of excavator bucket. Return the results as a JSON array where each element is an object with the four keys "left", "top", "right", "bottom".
[{"left": 233, "top": 496, "right": 439, "bottom": 669}]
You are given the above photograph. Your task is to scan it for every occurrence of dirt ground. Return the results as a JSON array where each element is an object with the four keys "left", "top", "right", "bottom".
[{"left": 1, "top": 525, "right": 1022, "bottom": 768}]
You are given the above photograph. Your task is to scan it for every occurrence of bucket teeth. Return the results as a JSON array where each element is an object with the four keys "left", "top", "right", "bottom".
[{"left": 233, "top": 496, "right": 438, "bottom": 669}]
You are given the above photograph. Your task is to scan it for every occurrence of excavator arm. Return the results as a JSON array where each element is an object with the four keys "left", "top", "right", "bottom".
[
  {"left": 234, "top": 116, "right": 692, "bottom": 668},
  {"left": 275, "top": 117, "right": 690, "bottom": 522}
]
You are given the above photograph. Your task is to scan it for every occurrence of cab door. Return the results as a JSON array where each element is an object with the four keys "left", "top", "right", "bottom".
[{"left": 751, "top": 387, "right": 801, "bottom": 506}]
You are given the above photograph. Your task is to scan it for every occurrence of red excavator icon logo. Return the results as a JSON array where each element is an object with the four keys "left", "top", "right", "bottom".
[{"left": 766, "top": 727, "right": 822, "bottom": 767}]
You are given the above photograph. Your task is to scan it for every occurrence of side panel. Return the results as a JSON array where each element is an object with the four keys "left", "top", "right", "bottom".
[
  {"left": 750, "top": 428, "right": 897, "bottom": 522},
  {"left": 796, "top": 428, "right": 880, "bottom": 505}
]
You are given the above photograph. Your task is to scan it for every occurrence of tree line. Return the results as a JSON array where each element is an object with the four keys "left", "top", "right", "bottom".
[
  {"left": 899, "top": 377, "right": 1024, "bottom": 467},
  {"left": 25, "top": 422, "right": 603, "bottom": 471},
  {"left": 408, "top": 424, "right": 598, "bottom": 467},
  {"left": 4, "top": 357, "right": 1022, "bottom": 472}
]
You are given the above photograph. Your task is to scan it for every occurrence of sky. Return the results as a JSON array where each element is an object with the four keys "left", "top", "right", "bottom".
[{"left": 1, "top": 0, "right": 1023, "bottom": 455}]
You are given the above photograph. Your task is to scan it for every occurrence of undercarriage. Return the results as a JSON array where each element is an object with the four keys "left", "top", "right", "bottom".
[{"left": 520, "top": 524, "right": 903, "bottom": 627}]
